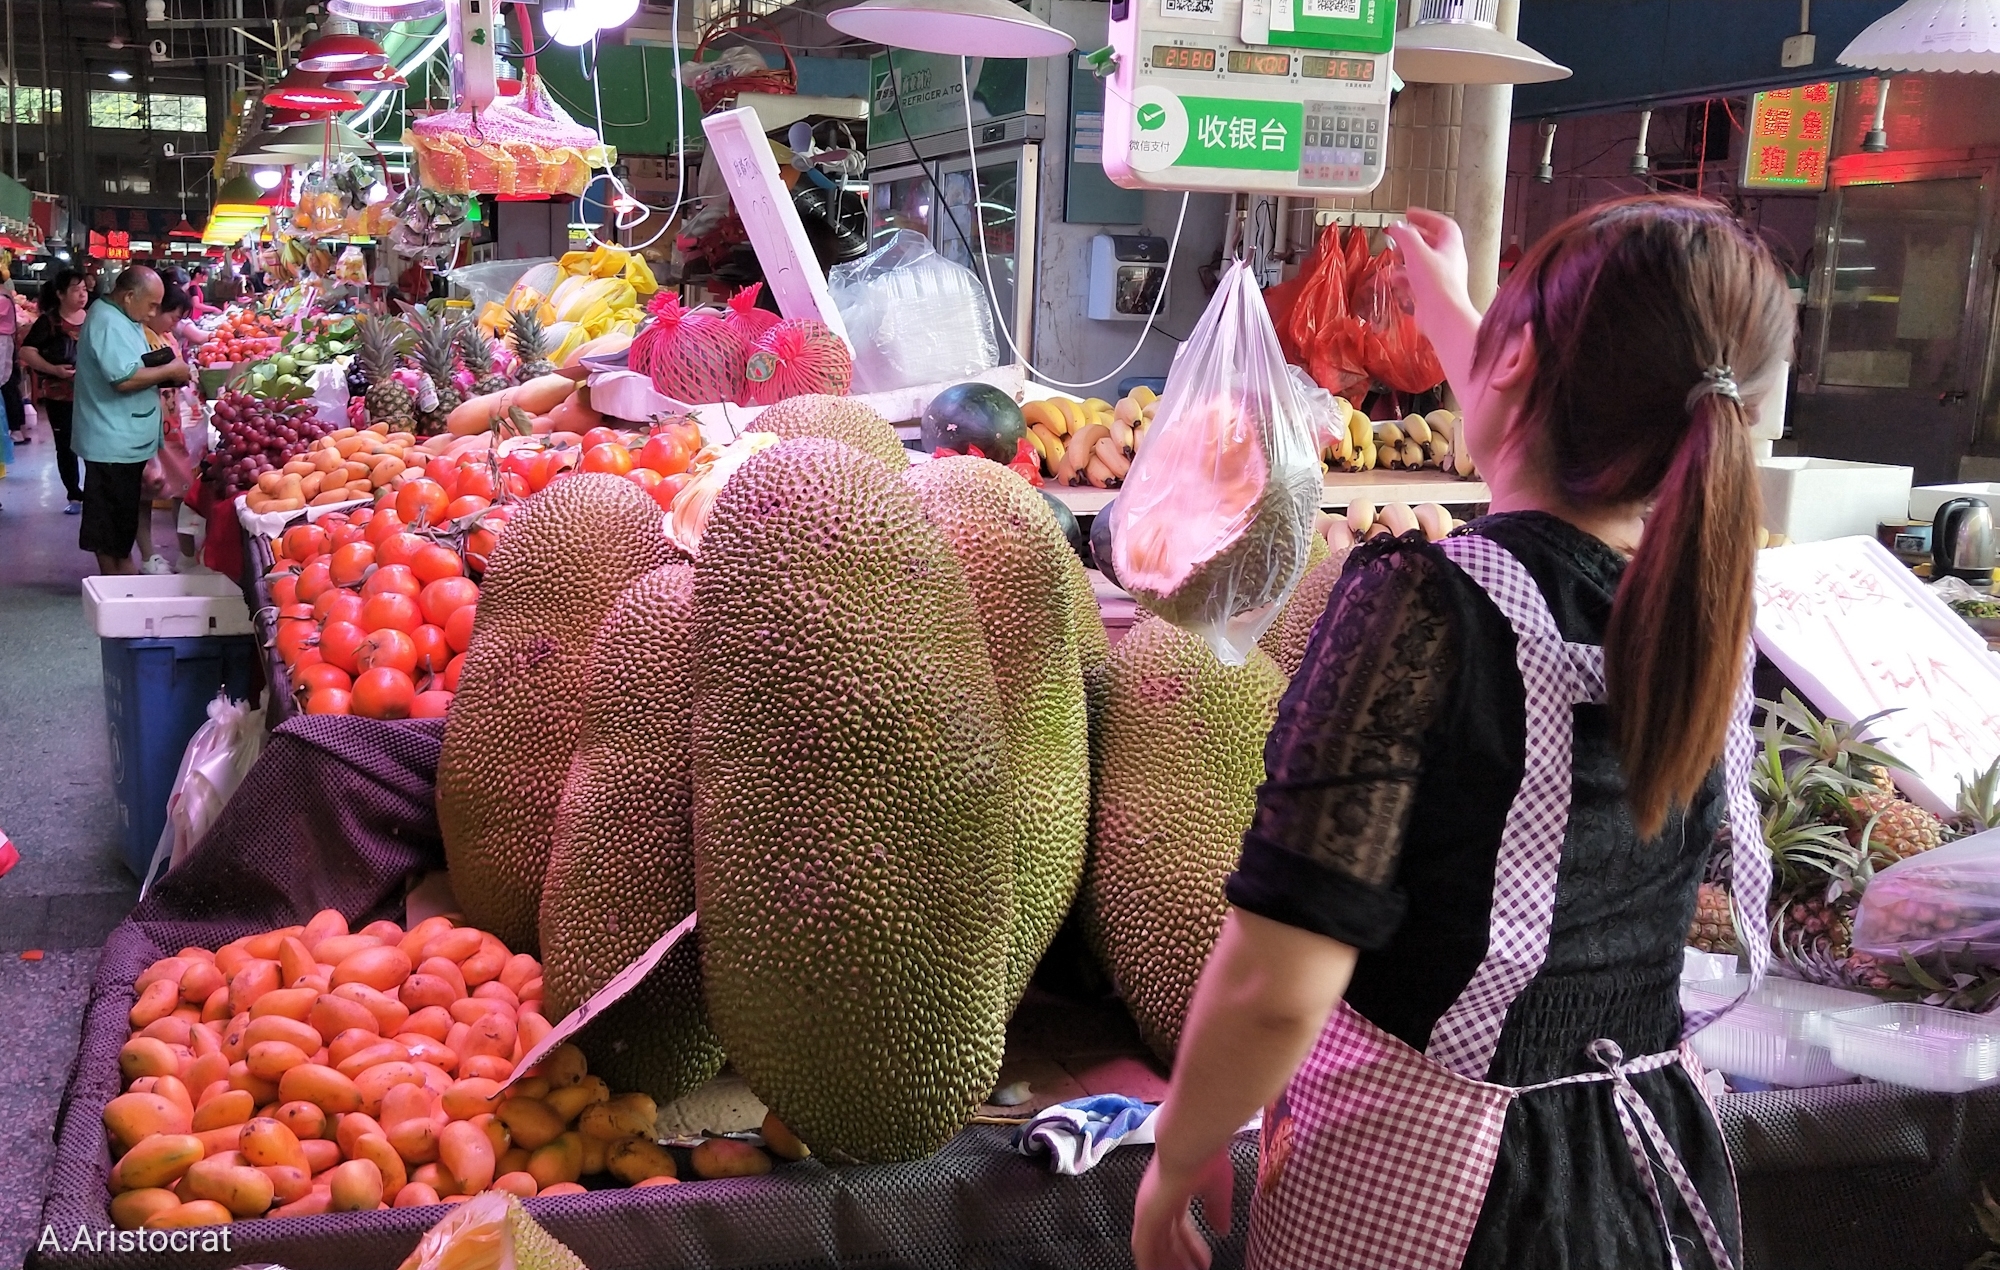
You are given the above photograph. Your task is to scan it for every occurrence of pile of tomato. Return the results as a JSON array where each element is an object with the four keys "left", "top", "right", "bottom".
[{"left": 197, "top": 310, "right": 290, "bottom": 368}]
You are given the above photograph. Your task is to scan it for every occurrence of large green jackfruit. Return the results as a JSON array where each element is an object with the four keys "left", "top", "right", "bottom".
[
  {"left": 690, "top": 438, "right": 1011, "bottom": 1163},
  {"left": 750, "top": 393, "right": 909, "bottom": 470},
  {"left": 1084, "top": 615, "right": 1285, "bottom": 1062},
  {"left": 904, "top": 456, "right": 1089, "bottom": 1011},
  {"left": 1257, "top": 533, "right": 1347, "bottom": 677},
  {"left": 540, "top": 562, "right": 723, "bottom": 1105},
  {"left": 437, "top": 473, "right": 674, "bottom": 954}
]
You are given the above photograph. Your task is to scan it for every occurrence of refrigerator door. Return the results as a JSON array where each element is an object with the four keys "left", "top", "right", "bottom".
[{"left": 933, "top": 145, "right": 1039, "bottom": 366}]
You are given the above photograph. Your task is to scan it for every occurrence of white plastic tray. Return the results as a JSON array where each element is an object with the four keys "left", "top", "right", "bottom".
[
  {"left": 83, "top": 573, "right": 255, "bottom": 639},
  {"left": 1824, "top": 1003, "right": 2000, "bottom": 1093},
  {"left": 1681, "top": 975, "right": 1875, "bottom": 1087}
]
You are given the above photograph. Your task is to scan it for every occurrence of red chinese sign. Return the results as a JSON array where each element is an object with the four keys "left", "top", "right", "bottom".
[{"left": 1744, "top": 84, "right": 1834, "bottom": 191}]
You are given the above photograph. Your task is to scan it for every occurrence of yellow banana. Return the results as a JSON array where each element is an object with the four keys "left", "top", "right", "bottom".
[
  {"left": 1084, "top": 453, "right": 1118, "bottom": 488},
  {"left": 1345, "top": 407, "right": 1371, "bottom": 452},
  {"left": 1373, "top": 420, "right": 1405, "bottom": 447},
  {"left": 1346, "top": 501, "right": 1375, "bottom": 536},
  {"left": 1026, "top": 423, "right": 1062, "bottom": 465},
  {"left": 1065, "top": 423, "right": 1111, "bottom": 475},
  {"left": 1022, "top": 400, "right": 1068, "bottom": 438},
  {"left": 1399, "top": 439, "right": 1426, "bottom": 470},
  {"left": 1401, "top": 413, "right": 1432, "bottom": 445},
  {"left": 1110, "top": 419, "right": 1136, "bottom": 453},
  {"left": 1051, "top": 397, "right": 1087, "bottom": 435},
  {"left": 1093, "top": 437, "right": 1131, "bottom": 480},
  {"left": 1130, "top": 384, "right": 1157, "bottom": 406}
]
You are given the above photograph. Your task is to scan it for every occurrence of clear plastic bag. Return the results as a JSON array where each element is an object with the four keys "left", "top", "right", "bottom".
[
  {"left": 1853, "top": 827, "right": 2000, "bottom": 965},
  {"left": 1107, "top": 259, "right": 1322, "bottom": 664},
  {"left": 829, "top": 229, "right": 999, "bottom": 393},
  {"left": 141, "top": 694, "right": 266, "bottom": 896}
]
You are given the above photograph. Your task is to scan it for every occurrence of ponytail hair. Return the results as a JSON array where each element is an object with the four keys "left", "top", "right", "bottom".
[{"left": 1473, "top": 196, "right": 1792, "bottom": 839}]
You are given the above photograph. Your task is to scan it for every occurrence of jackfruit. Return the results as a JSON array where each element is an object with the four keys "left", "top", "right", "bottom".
[
  {"left": 437, "top": 473, "right": 675, "bottom": 954},
  {"left": 1256, "top": 533, "right": 1348, "bottom": 678},
  {"left": 1084, "top": 615, "right": 1285, "bottom": 1062},
  {"left": 395, "top": 1189, "right": 587, "bottom": 1270},
  {"left": 904, "top": 456, "right": 1090, "bottom": 1011},
  {"left": 540, "top": 562, "right": 722, "bottom": 1105},
  {"left": 749, "top": 393, "right": 909, "bottom": 470},
  {"left": 690, "top": 438, "right": 1011, "bottom": 1163}
]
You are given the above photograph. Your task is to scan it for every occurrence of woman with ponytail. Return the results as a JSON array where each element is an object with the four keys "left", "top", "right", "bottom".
[{"left": 1132, "top": 197, "right": 1793, "bottom": 1270}]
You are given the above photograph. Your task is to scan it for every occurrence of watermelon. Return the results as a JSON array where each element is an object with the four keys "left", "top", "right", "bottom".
[{"left": 920, "top": 382, "right": 1026, "bottom": 463}]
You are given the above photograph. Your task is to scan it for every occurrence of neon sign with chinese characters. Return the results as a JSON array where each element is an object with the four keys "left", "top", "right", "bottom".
[{"left": 1743, "top": 83, "right": 1834, "bottom": 191}]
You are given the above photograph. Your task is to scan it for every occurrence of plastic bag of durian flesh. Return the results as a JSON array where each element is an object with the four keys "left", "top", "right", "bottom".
[
  {"left": 1106, "top": 258, "right": 1322, "bottom": 665},
  {"left": 395, "top": 1191, "right": 590, "bottom": 1270}
]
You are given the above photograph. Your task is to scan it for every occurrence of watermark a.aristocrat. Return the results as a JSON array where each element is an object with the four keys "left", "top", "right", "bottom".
[{"left": 39, "top": 1223, "right": 235, "bottom": 1255}]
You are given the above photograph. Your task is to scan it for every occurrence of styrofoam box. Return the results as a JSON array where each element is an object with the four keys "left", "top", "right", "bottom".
[
  {"left": 1758, "top": 458, "right": 1914, "bottom": 544},
  {"left": 1910, "top": 482, "right": 2000, "bottom": 525},
  {"left": 83, "top": 574, "right": 255, "bottom": 640},
  {"left": 1824, "top": 1002, "right": 2000, "bottom": 1093}
]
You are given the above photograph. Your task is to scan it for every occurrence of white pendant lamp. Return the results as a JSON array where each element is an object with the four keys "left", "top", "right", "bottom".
[
  {"left": 1838, "top": 0, "right": 2000, "bottom": 73},
  {"left": 826, "top": 0, "right": 1074, "bottom": 60},
  {"left": 1393, "top": 0, "right": 1571, "bottom": 85}
]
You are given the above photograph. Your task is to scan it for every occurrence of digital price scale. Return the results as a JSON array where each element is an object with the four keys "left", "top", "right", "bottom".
[{"left": 1100, "top": 0, "right": 1395, "bottom": 195}]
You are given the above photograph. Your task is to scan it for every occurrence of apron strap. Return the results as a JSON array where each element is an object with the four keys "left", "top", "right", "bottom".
[
  {"left": 1683, "top": 650, "right": 1772, "bottom": 1035},
  {"left": 1586, "top": 1040, "right": 1739, "bottom": 1270},
  {"left": 1427, "top": 534, "right": 1606, "bottom": 1079}
]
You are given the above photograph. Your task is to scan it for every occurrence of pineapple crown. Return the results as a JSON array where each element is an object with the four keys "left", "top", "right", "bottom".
[
  {"left": 455, "top": 321, "right": 498, "bottom": 361},
  {"left": 1762, "top": 691, "right": 1909, "bottom": 780},
  {"left": 1960, "top": 759, "right": 2000, "bottom": 834}
]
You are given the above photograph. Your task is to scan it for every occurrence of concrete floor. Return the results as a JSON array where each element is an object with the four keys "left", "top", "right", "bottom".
[{"left": 0, "top": 415, "right": 140, "bottom": 1269}]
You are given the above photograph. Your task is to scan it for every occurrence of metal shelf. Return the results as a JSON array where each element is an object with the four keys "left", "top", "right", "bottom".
[{"left": 1043, "top": 469, "right": 1491, "bottom": 516}]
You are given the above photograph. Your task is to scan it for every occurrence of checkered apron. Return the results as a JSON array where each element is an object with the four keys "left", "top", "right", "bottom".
[{"left": 1245, "top": 533, "right": 1770, "bottom": 1270}]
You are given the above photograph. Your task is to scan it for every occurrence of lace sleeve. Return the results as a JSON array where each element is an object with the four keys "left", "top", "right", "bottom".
[{"left": 1226, "top": 535, "right": 1458, "bottom": 950}]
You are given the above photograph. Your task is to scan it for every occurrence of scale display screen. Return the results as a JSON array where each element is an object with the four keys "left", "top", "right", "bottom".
[
  {"left": 1151, "top": 45, "right": 1217, "bottom": 72},
  {"left": 1301, "top": 55, "right": 1375, "bottom": 81},
  {"left": 1226, "top": 49, "right": 1292, "bottom": 77}
]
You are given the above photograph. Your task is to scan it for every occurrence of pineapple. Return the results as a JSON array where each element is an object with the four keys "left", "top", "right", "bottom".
[
  {"left": 509, "top": 307, "right": 556, "bottom": 383},
  {"left": 407, "top": 309, "right": 464, "bottom": 432},
  {"left": 1687, "top": 882, "right": 1738, "bottom": 954},
  {"left": 456, "top": 321, "right": 511, "bottom": 397},
  {"left": 1846, "top": 790, "right": 1944, "bottom": 862},
  {"left": 1958, "top": 757, "right": 2000, "bottom": 835},
  {"left": 357, "top": 316, "right": 413, "bottom": 431}
]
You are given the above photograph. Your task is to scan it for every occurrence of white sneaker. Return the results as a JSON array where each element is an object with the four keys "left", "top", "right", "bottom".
[{"left": 140, "top": 555, "right": 173, "bottom": 575}]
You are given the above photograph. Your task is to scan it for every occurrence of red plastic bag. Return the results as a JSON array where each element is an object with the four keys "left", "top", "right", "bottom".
[
  {"left": 1283, "top": 226, "right": 1372, "bottom": 404},
  {"left": 1356, "top": 247, "right": 1446, "bottom": 394}
]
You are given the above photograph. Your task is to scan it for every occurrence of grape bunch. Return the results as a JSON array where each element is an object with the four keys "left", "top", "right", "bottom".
[{"left": 202, "top": 389, "right": 335, "bottom": 499}]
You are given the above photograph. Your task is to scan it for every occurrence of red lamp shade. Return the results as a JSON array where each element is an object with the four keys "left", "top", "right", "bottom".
[
  {"left": 263, "top": 70, "right": 363, "bottom": 112},
  {"left": 297, "top": 33, "right": 388, "bottom": 72},
  {"left": 325, "top": 63, "right": 409, "bottom": 92},
  {"left": 169, "top": 218, "right": 201, "bottom": 239}
]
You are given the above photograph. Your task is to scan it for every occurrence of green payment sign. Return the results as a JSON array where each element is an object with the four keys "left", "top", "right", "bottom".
[{"left": 1177, "top": 96, "right": 1301, "bottom": 171}]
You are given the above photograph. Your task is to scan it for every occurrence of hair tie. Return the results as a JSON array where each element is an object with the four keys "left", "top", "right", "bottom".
[{"left": 1686, "top": 365, "right": 1741, "bottom": 413}]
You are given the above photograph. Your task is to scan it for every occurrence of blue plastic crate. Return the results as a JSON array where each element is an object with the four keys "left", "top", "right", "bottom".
[{"left": 100, "top": 635, "right": 260, "bottom": 881}]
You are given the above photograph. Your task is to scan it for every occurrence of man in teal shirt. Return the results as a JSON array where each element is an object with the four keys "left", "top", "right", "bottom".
[{"left": 73, "top": 266, "right": 191, "bottom": 574}]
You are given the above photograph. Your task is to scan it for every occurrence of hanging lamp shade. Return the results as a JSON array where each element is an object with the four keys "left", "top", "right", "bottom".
[
  {"left": 1393, "top": 0, "right": 1570, "bottom": 85},
  {"left": 1839, "top": 0, "right": 2000, "bottom": 72},
  {"left": 215, "top": 173, "right": 268, "bottom": 206},
  {"left": 261, "top": 120, "right": 371, "bottom": 157},
  {"left": 825, "top": 0, "right": 1074, "bottom": 59},
  {"left": 169, "top": 218, "right": 201, "bottom": 239},
  {"left": 326, "top": 63, "right": 409, "bottom": 92},
  {"left": 328, "top": 0, "right": 445, "bottom": 21},
  {"left": 298, "top": 33, "right": 389, "bottom": 73},
  {"left": 264, "top": 70, "right": 364, "bottom": 112}
]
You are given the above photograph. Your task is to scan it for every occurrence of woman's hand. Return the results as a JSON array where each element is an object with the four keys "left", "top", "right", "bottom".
[
  {"left": 1384, "top": 208, "right": 1483, "bottom": 394},
  {"left": 1133, "top": 1145, "right": 1236, "bottom": 1270}
]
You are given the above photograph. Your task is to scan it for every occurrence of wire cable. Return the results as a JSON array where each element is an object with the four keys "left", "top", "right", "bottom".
[{"left": 958, "top": 55, "right": 1184, "bottom": 391}]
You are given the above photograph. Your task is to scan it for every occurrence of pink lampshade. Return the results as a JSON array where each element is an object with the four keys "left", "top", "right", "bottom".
[{"left": 297, "top": 32, "right": 389, "bottom": 73}]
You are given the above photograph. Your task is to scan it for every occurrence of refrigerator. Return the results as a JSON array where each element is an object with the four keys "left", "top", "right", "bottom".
[{"left": 867, "top": 50, "right": 1047, "bottom": 366}]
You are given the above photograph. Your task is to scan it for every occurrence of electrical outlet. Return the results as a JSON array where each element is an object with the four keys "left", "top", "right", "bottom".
[{"left": 1782, "top": 32, "right": 1816, "bottom": 68}]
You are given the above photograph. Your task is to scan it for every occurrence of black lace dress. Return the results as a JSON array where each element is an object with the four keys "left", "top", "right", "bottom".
[{"left": 1226, "top": 511, "right": 1737, "bottom": 1270}]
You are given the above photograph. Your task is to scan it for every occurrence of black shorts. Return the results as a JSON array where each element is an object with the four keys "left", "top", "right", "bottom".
[{"left": 80, "top": 459, "right": 147, "bottom": 558}]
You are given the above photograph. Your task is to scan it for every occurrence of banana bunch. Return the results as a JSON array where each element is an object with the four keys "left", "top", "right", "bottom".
[
  {"left": 1322, "top": 500, "right": 1462, "bottom": 551},
  {"left": 1021, "top": 386, "right": 1158, "bottom": 489},
  {"left": 1322, "top": 406, "right": 1475, "bottom": 477}
]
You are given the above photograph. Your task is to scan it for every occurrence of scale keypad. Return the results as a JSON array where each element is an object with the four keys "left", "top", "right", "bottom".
[{"left": 1299, "top": 102, "right": 1380, "bottom": 187}]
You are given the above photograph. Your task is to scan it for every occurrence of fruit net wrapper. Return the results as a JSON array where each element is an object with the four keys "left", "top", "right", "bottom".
[
  {"left": 1107, "top": 258, "right": 1322, "bottom": 665},
  {"left": 1853, "top": 827, "right": 2000, "bottom": 964},
  {"left": 409, "top": 78, "right": 613, "bottom": 199}
]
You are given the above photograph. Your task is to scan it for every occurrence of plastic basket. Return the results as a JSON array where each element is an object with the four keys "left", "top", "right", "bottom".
[
  {"left": 1824, "top": 1002, "right": 2000, "bottom": 1093},
  {"left": 99, "top": 635, "right": 261, "bottom": 880},
  {"left": 691, "top": 20, "right": 797, "bottom": 113}
]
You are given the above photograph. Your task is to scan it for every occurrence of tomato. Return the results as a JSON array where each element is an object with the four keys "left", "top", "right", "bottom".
[
  {"left": 328, "top": 541, "right": 376, "bottom": 587},
  {"left": 442, "top": 652, "right": 466, "bottom": 693},
  {"left": 455, "top": 463, "right": 498, "bottom": 502},
  {"left": 356, "top": 628, "right": 419, "bottom": 676},
  {"left": 638, "top": 429, "right": 698, "bottom": 477},
  {"left": 409, "top": 690, "right": 454, "bottom": 719},
  {"left": 313, "top": 588, "right": 364, "bottom": 626},
  {"left": 393, "top": 479, "right": 449, "bottom": 528},
  {"left": 352, "top": 667, "right": 417, "bottom": 720},
  {"left": 410, "top": 545, "right": 465, "bottom": 585},
  {"left": 625, "top": 467, "right": 663, "bottom": 491},
  {"left": 649, "top": 471, "right": 693, "bottom": 513},
  {"left": 295, "top": 662, "right": 353, "bottom": 694},
  {"left": 364, "top": 509, "right": 406, "bottom": 546},
  {"left": 420, "top": 576, "right": 478, "bottom": 630},
  {"left": 319, "top": 621, "right": 368, "bottom": 674},
  {"left": 268, "top": 573, "right": 300, "bottom": 609},
  {"left": 303, "top": 688, "right": 352, "bottom": 716},
  {"left": 363, "top": 564, "right": 422, "bottom": 600},
  {"left": 281, "top": 524, "right": 330, "bottom": 562},
  {"left": 360, "top": 591, "right": 423, "bottom": 634},
  {"left": 375, "top": 532, "right": 428, "bottom": 569},
  {"left": 579, "top": 443, "right": 634, "bottom": 476},
  {"left": 295, "top": 559, "right": 336, "bottom": 605},
  {"left": 410, "top": 624, "right": 451, "bottom": 674}
]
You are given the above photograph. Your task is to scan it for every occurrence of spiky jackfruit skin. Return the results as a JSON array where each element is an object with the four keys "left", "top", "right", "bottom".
[
  {"left": 1257, "top": 534, "right": 1347, "bottom": 678},
  {"left": 904, "top": 456, "right": 1090, "bottom": 1012},
  {"left": 751, "top": 393, "right": 909, "bottom": 470},
  {"left": 436, "top": 473, "right": 674, "bottom": 955},
  {"left": 1123, "top": 464, "right": 1322, "bottom": 645},
  {"left": 541, "top": 562, "right": 722, "bottom": 1105},
  {"left": 1084, "top": 616, "right": 1285, "bottom": 1063},
  {"left": 690, "top": 438, "right": 1011, "bottom": 1164}
]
